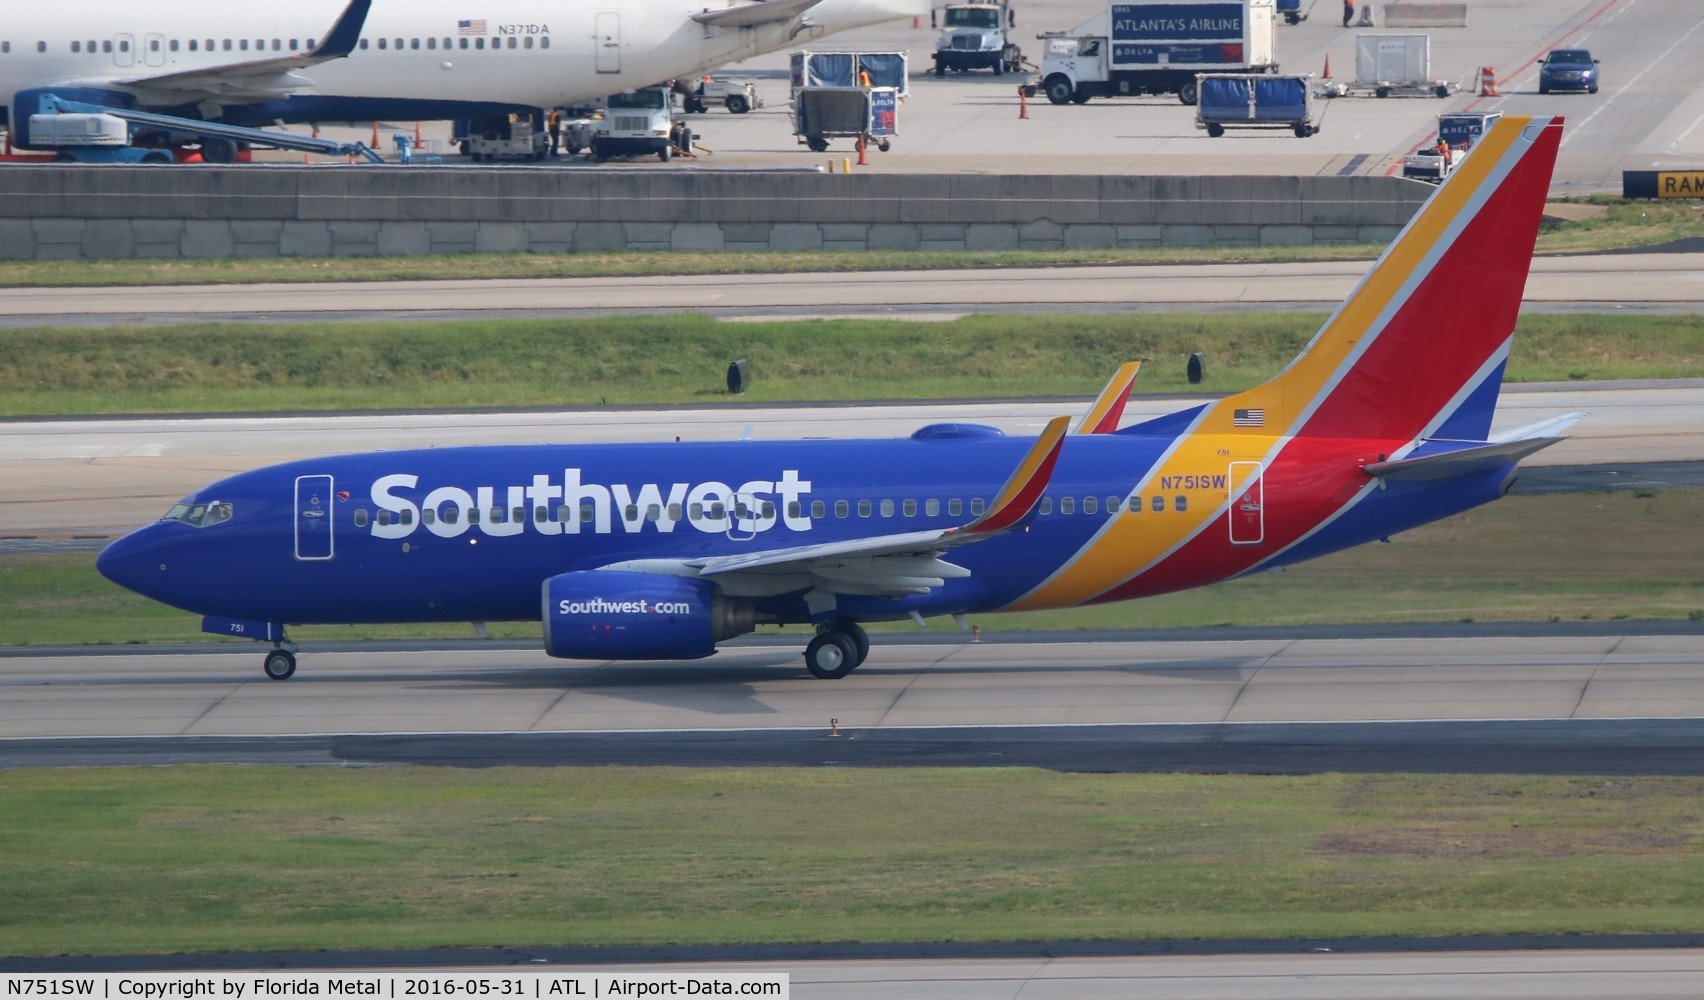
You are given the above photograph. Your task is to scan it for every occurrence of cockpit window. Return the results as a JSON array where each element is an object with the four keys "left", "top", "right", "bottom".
[{"left": 162, "top": 500, "right": 233, "bottom": 527}]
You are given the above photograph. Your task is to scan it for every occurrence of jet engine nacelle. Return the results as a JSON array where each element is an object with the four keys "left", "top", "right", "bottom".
[{"left": 542, "top": 570, "right": 754, "bottom": 661}]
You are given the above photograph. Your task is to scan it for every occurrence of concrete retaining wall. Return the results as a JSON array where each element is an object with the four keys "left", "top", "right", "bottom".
[
  {"left": 0, "top": 167, "right": 1431, "bottom": 260},
  {"left": 1382, "top": 3, "right": 1469, "bottom": 27}
]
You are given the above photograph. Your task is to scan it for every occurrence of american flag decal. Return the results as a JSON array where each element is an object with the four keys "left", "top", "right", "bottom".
[
  {"left": 1233, "top": 408, "right": 1265, "bottom": 427},
  {"left": 458, "top": 19, "right": 488, "bottom": 35}
]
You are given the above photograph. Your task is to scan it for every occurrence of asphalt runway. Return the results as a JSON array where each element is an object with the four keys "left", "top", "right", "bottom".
[{"left": 1, "top": 254, "right": 1701, "bottom": 328}]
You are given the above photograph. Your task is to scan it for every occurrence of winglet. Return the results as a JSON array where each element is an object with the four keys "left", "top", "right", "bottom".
[
  {"left": 1077, "top": 361, "right": 1143, "bottom": 435},
  {"left": 962, "top": 416, "right": 1070, "bottom": 536},
  {"left": 309, "top": 0, "right": 372, "bottom": 59}
]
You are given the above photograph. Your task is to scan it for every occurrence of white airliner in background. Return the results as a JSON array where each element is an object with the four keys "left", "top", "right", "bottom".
[{"left": 2, "top": 0, "right": 922, "bottom": 149}]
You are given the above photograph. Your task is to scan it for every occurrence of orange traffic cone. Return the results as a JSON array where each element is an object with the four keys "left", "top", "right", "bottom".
[
  {"left": 1323, "top": 53, "right": 1332, "bottom": 79},
  {"left": 1479, "top": 66, "right": 1499, "bottom": 96},
  {"left": 857, "top": 135, "right": 868, "bottom": 166},
  {"left": 370, "top": 121, "right": 379, "bottom": 147},
  {"left": 1018, "top": 85, "right": 1029, "bottom": 119}
]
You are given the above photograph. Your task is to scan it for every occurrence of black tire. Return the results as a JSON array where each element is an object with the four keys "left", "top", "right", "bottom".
[
  {"left": 935, "top": 61, "right": 946, "bottom": 78},
  {"left": 1294, "top": 124, "right": 1310, "bottom": 138},
  {"left": 805, "top": 632, "right": 858, "bottom": 679},
  {"left": 658, "top": 143, "right": 671, "bottom": 162},
  {"left": 806, "top": 135, "right": 829, "bottom": 152},
  {"left": 1435, "top": 85, "right": 1450, "bottom": 98},
  {"left": 1539, "top": 83, "right": 1549, "bottom": 95},
  {"left": 841, "top": 623, "right": 871, "bottom": 667},
  {"left": 263, "top": 649, "right": 296, "bottom": 681},
  {"left": 877, "top": 139, "right": 891, "bottom": 152},
  {"left": 201, "top": 138, "right": 238, "bottom": 164},
  {"left": 1044, "top": 75, "right": 1073, "bottom": 105},
  {"left": 1206, "top": 122, "right": 1225, "bottom": 137},
  {"left": 1589, "top": 85, "right": 1598, "bottom": 94},
  {"left": 52, "top": 150, "right": 76, "bottom": 163},
  {"left": 726, "top": 94, "right": 749, "bottom": 114},
  {"left": 458, "top": 140, "right": 470, "bottom": 156},
  {"left": 1178, "top": 80, "right": 1198, "bottom": 105},
  {"left": 1376, "top": 86, "right": 1390, "bottom": 98},
  {"left": 1071, "top": 90, "right": 1091, "bottom": 104},
  {"left": 139, "top": 151, "right": 174, "bottom": 164}
]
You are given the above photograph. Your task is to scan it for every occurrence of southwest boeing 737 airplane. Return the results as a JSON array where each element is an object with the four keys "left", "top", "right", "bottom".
[
  {"left": 99, "top": 116, "right": 1579, "bottom": 681},
  {"left": 2, "top": 0, "right": 921, "bottom": 151}
]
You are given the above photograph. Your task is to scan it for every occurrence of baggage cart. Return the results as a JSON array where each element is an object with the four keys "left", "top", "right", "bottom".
[
  {"left": 793, "top": 86, "right": 898, "bottom": 153},
  {"left": 1196, "top": 73, "right": 1317, "bottom": 137}
]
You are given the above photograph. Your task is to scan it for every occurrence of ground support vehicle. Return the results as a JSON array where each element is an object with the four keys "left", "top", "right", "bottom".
[
  {"left": 26, "top": 94, "right": 382, "bottom": 164},
  {"left": 1196, "top": 74, "right": 1316, "bottom": 137},
  {"left": 931, "top": 0, "right": 1022, "bottom": 76},
  {"left": 1328, "top": 33, "right": 1456, "bottom": 98},
  {"left": 793, "top": 86, "right": 898, "bottom": 153},
  {"left": 1538, "top": 48, "right": 1599, "bottom": 94},
  {"left": 790, "top": 50, "right": 910, "bottom": 100},
  {"left": 1032, "top": 0, "right": 1277, "bottom": 106},
  {"left": 467, "top": 115, "right": 550, "bottom": 162},
  {"left": 1277, "top": 0, "right": 1305, "bottom": 24},
  {"left": 1402, "top": 110, "right": 1500, "bottom": 183},
  {"left": 590, "top": 88, "right": 694, "bottom": 162},
  {"left": 684, "top": 78, "right": 762, "bottom": 114}
]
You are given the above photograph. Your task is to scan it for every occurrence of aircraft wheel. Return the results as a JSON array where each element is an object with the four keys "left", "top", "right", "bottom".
[
  {"left": 804, "top": 632, "right": 858, "bottom": 679},
  {"left": 263, "top": 649, "right": 297, "bottom": 681},
  {"left": 840, "top": 622, "right": 871, "bottom": 666}
]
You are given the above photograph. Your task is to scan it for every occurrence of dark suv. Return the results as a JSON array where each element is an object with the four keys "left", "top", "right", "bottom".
[{"left": 1539, "top": 48, "right": 1598, "bottom": 94}]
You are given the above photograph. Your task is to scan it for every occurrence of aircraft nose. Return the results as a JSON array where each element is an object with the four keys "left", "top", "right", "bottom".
[{"left": 96, "top": 524, "right": 168, "bottom": 598}]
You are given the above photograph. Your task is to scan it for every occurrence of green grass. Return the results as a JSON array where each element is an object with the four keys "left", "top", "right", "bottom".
[
  {"left": 0, "top": 198, "right": 1694, "bottom": 288},
  {"left": 8, "top": 490, "right": 1702, "bottom": 648},
  {"left": 4, "top": 312, "right": 1702, "bottom": 416},
  {"left": 3, "top": 767, "right": 1703, "bottom": 955}
]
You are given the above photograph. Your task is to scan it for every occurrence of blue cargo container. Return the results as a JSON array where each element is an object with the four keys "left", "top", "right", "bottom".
[{"left": 1195, "top": 73, "right": 1316, "bottom": 137}]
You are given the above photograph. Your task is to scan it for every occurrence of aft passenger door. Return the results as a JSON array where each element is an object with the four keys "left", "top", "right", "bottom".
[
  {"left": 1228, "top": 461, "right": 1264, "bottom": 546},
  {"left": 294, "top": 474, "right": 336, "bottom": 561},
  {"left": 595, "top": 12, "right": 620, "bottom": 73}
]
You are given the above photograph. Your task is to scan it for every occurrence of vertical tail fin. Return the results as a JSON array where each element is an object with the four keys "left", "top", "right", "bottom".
[{"left": 1218, "top": 115, "right": 1563, "bottom": 443}]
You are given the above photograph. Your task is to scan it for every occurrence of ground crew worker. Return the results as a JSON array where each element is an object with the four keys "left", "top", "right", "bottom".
[
  {"left": 857, "top": 66, "right": 872, "bottom": 87},
  {"left": 547, "top": 109, "right": 562, "bottom": 156},
  {"left": 1342, "top": 0, "right": 1354, "bottom": 27},
  {"left": 1436, "top": 137, "right": 1452, "bottom": 167}
]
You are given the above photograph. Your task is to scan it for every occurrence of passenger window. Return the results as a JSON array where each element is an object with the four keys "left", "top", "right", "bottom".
[
  {"left": 37, "top": 41, "right": 47, "bottom": 53},
  {"left": 524, "top": 36, "right": 534, "bottom": 49},
  {"left": 490, "top": 506, "right": 505, "bottom": 523},
  {"left": 223, "top": 39, "right": 232, "bottom": 51},
  {"left": 475, "top": 37, "right": 485, "bottom": 49},
  {"left": 1129, "top": 496, "right": 1141, "bottom": 513},
  {"left": 1084, "top": 497, "right": 1098, "bottom": 515},
  {"left": 239, "top": 39, "right": 248, "bottom": 51},
  {"left": 354, "top": 510, "right": 369, "bottom": 527},
  {"left": 411, "top": 38, "right": 421, "bottom": 50},
  {"left": 580, "top": 503, "right": 595, "bottom": 522},
  {"left": 71, "top": 41, "right": 80, "bottom": 53},
  {"left": 358, "top": 39, "right": 368, "bottom": 50},
  {"left": 645, "top": 504, "right": 661, "bottom": 522},
  {"left": 1107, "top": 496, "right": 1120, "bottom": 512},
  {"left": 459, "top": 38, "right": 469, "bottom": 49},
  {"left": 903, "top": 499, "right": 917, "bottom": 516},
  {"left": 762, "top": 501, "right": 776, "bottom": 519},
  {"left": 835, "top": 500, "right": 849, "bottom": 518},
  {"left": 858, "top": 499, "right": 872, "bottom": 517},
  {"left": 880, "top": 499, "right": 894, "bottom": 517},
  {"left": 541, "top": 36, "right": 550, "bottom": 49},
  {"left": 508, "top": 37, "right": 518, "bottom": 49},
  {"left": 377, "top": 510, "right": 392, "bottom": 526},
  {"left": 169, "top": 39, "right": 179, "bottom": 51},
  {"left": 1175, "top": 495, "right": 1188, "bottom": 512},
  {"left": 1, "top": 43, "right": 10, "bottom": 54},
  {"left": 534, "top": 506, "right": 548, "bottom": 523},
  {"left": 949, "top": 498, "right": 963, "bottom": 517},
  {"left": 689, "top": 503, "right": 704, "bottom": 519},
  {"left": 1060, "top": 497, "right": 1075, "bottom": 515},
  {"left": 394, "top": 38, "right": 403, "bottom": 50},
  {"left": 926, "top": 498, "right": 940, "bottom": 516},
  {"left": 149, "top": 39, "right": 160, "bottom": 51},
  {"left": 667, "top": 503, "right": 682, "bottom": 521},
  {"left": 377, "top": 38, "right": 387, "bottom": 49},
  {"left": 624, "top": 504, "right": 638, "bottom": 522},
  {"left": 428, "top": 37, "right": 437, "bottom": 50},
  {"left": 1151, "top": 496, "right": 1164, "bottom": 513},
  {"left": 709, "top": 503, "right": 726, "bottom": 519},
  {"left": 811, "top": 500, "right": 825, "bottom": 518},
  {"left": 400, "top": 509, "right": 414, "bottom": 525},
  {"left": 512, "top": 506, "right": 525, "bottom": 522},
  {"left": 423, "top": 509, "right": 437, "bottom": 525},
  {"left": 971, "top": 498, "right": 985, "bottom": 516},
  {"left": 555, "top": 506, "right": 571, "bottom": 523},
  {"left": 290, "top": 39, "right": 300, "bottom": 50},
  {"left": 1039, "top": 498, "right": 1053, "bottom": 515}
]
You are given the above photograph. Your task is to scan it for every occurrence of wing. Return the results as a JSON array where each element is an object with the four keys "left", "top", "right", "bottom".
[
  {"left": 107, "top": 0, "right": 370, "bottom": 102},
  {"left": 692, "top": 0, "right": 824, "bottom": 28},
  {"left": 1076, "top": 361, "right": 1143, "bottom": 434},
  {"left": 601, "top": 416, "right": 1071, "bottom": 599}
]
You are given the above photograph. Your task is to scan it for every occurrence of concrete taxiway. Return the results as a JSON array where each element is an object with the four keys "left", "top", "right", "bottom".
[
  {"left": 1, "top": 254, "right": 1701, "bottom": 328},
  {"left": 4, "top": 631, "right": 1702, "bottom": 743}
]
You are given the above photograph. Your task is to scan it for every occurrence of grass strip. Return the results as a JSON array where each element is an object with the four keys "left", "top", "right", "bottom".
[
  {"left": 6, "top": 490, "right": 1701, "bottom": 648},
  {"left": 0, "top": 198, "right": 1695, "bottom": 288},
  {"left": 3, "top": 313, "right": 1702, "bottom": 417},
  {"left": 3, "top": 766, "right": 1704, "bottom": 956}
]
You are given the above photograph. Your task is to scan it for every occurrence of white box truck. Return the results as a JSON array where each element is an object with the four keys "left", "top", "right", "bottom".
[{"left": 1033, "top": 0, "right": 1276, "bottom": 106}]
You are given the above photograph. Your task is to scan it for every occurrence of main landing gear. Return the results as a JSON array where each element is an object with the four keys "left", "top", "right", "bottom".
[
  {"left": 262, "top": 634, "right": 300, "bottom": 680},
  {"left": 804, "top": 621, "right": 869, "bottom": 679}
]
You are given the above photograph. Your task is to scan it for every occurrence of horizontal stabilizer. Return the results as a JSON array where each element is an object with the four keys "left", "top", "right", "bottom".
[
  {"left": 1363, "top": 437, "right": 1565, "bottom": 481},
  {"left": 693, "top": 0, "right": 822, "bottom": 27},
  {"left": 1489, "top": 411, "right": 1587, "bottom": 445}
]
